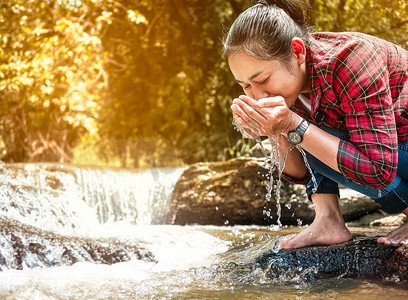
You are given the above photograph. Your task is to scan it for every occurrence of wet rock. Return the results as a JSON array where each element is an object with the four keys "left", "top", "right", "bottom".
[
  {"left": 0, "top": 217, "right": 156, "bottom": 271},
  {"left": 347, "top": 212, "right": 388, "bottom": 227},
  {"left": 254, "top": 238, "right": 408, "bottom": 282},
  {"left": 167, "top": 157, "right": 272, "bottom": 225},
  {"left": 370, "top": 214, "right": 408, "bottom": 227},
  {"left": 168, "top": 157, "right": 380, "bottom": 226},
  {"left": 245, "top": 138, "right": 273, "bottom": 158}
]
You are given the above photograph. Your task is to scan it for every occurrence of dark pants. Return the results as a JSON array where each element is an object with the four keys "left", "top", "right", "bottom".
[{"left": 305, "top": 126, "right": 408, "bottom": 214}]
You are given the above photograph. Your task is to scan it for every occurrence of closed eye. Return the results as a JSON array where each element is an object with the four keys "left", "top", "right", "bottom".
[{"left": 258, "top": 76, "right": 270, "bottom": 85}]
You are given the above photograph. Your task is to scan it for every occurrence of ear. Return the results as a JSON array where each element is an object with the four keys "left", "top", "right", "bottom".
[{"left": 291, "top": 38, "right": 306, "bottom": 65}]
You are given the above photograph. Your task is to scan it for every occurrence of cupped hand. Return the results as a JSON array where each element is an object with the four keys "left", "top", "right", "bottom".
[
  {"left": 231, "top": 95, "right": 295, "bottom": 137},
  {"left": 232, "top": 118, "right": 261, "bottom": 139},
  {"left": 231, "top": 96, "right": 262, "bottom": 139}
]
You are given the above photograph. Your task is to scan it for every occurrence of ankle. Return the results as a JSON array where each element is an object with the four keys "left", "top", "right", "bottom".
[
  {"left": 311, "top": 193, "right": 342, "bottom": 220},
  {"left": 314, "top": 205, "right": 343, "bottom": 217},
  {"left": 314, "top": 212, "right": 345, "bottom": 224}
]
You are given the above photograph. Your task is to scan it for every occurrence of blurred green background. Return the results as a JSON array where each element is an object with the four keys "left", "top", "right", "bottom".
[{"left": 1, "top": 0, "right": 407, "bottom": 168}]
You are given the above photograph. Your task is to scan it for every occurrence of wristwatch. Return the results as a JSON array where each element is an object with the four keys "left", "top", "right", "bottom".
[{"left": 287, "top": 118, "right": 310, "bottom": 145}]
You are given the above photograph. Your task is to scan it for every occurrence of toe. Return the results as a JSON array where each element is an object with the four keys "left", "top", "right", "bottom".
[
  {"left": 377, "top": 236, "right": 388, "bottom": 244},
  {"left": 390, "top": 238, "right": 402, "bottom": 245}
]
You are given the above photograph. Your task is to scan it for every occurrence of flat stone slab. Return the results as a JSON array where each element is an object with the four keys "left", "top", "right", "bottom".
[{"left": 254, "top": 238, "right": 408, "bottom": 282}]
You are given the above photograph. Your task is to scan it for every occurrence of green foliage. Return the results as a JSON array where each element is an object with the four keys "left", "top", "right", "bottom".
[
  {"left": 0, "top": 0, "right": 106, "bottom": 162},
  {"left": 95, "top": 0, "right": 252, "bottom": 167},
  {"left": 309, "top": 0, "right": 408, "bottom": 48},
  {"left": 0, "top": 0, "right": 407, "bottom": 167}
]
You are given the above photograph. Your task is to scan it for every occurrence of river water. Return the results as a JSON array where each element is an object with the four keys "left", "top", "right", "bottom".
[{"left": 0, "top": 163, "right": 407, "bottom": 299}]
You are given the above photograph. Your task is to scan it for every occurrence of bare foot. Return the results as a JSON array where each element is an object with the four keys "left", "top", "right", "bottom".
[
  {"left": 279, "top": 215, "right": 352, "bottom": 249},
  {"left": 377, "top": 208, "right": 408, "bottom": 245},
  {"left": 377, "top": 222, "right": 408, "bottom": 245},
  {"left": 280, "top": 193, "right": 352, "bottom": 249}
]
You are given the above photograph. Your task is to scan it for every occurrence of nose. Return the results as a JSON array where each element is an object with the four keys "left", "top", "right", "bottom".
[{"left": 252, "top": 87, "right": 270, "bottom": 101}]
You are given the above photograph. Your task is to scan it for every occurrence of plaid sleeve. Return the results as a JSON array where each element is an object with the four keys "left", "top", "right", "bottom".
[
  {"left": 281, "top": 171, "right": 311, "bottom": 185},
  {"left": 335, "top": 39, "right": 398, "bottom": 188}
]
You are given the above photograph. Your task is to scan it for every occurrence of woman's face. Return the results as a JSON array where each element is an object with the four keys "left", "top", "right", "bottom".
[{"left": 228, "top": 50, "right": 309, "bottom": 108}]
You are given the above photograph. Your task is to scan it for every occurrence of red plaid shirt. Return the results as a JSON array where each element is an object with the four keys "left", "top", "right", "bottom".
[{"left": 289, "top": 32, "right": 408, "bottom": 188}]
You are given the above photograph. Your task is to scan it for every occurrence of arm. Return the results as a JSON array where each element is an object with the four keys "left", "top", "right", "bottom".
[
  {"left": 272, "top": 132, "right": 309, "bottom": 181},
  {"left": 283, "top": 113, "right": 341, "bottom": 172}
]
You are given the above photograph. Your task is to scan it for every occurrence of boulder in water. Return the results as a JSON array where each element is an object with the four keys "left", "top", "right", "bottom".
[{"left": 167, "top": 157, "right": 380, "bottom": 225}]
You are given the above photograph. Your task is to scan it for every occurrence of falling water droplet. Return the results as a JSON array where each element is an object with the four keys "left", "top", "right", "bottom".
[
  {"left": 297, "top": 146, "right": 318, "bottom": 193},
  {"left": 233, "top": 121, "right": 317, "bottom": 229},
  {"left": 272, "top": 239, "right": 280, "bottom": 253}
]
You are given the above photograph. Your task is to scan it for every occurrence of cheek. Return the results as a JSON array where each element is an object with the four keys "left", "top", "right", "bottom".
[
  {"left": 265, "top": 80, "right": 289, "bottom": 97},
  {"left": 283, "top": 75, "right": 302, "bottom": 95},
  {"left": 271, "top": 77, "right": 301, "bottom": 105}
]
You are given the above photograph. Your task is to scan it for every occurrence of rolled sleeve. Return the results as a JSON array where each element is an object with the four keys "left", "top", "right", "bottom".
[{"left": 282, "top": 171, "right": 311, "bottom": 185}]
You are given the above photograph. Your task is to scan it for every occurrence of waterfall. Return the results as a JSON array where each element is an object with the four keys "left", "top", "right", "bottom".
[
  {"left": 0, "top": 163, "right": 184, "bottom": 234},
  {"left": 75, "top": 167, "right": 184, "bottom": 225}
]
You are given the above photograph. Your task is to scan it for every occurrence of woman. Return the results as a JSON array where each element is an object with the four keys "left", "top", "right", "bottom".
[{"left": 224, "top": 0, "right": 408, "bottom": 248}]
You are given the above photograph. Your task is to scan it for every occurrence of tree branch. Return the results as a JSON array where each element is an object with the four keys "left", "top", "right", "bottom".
[{"left": 391, "top": 19, "right": 408, "bottom": 29}]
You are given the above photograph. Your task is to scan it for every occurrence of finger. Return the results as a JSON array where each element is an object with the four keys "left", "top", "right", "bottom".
[
  {"left": 231, "top": 102, "right": 251, "bottom": 122},
  {"left": 257, "top": 96, "right": 286, "bottom": 108},
  {"left": 238, "top": 95, "right": 265, "bottom": 114},
  {"left": 243, "top": 127, "right": 261, "bottom": 139},
  {"left": 231, "top": 102, "right": 262, "bottom": 129},
  {"left": 232, "top": 114, "right": 261, "bottom": 138},
  {"left": 234, "top": 98, "right": 276, "bottom": 135},
  {"left": 238, "top": 94, "right": 258, "bottom": 105},
  {"left": 232, "top": 109, "right": 260, "bottom": 133},
  {"left": 234, "top": 98, "right": 267, "bottom": 123},
  {"left": 232, "top": 107, "right": 262, "bottom": 136}
]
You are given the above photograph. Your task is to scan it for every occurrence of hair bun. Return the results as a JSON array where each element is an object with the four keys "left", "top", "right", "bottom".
[{"left": 256, "top": 0, "right": 308, "bottom": 26}]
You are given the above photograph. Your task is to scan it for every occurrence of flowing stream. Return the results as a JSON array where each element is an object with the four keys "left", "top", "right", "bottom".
[{"left": 0, "top": 163, "right": 407, "bottom": 299}]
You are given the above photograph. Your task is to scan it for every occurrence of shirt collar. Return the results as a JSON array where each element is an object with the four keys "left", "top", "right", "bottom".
[{"left": 306, "top": 38, "right": 322, "bottom": 115}]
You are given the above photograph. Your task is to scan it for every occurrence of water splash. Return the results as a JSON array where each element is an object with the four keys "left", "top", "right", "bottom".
[
  {"left": 232, "top": 116, "right": 320, "bottom": 227},
  {"left": 296, "top": 146, "right": 318, "bottom": 193},
  {"left": 0, "top": 164, "right": 97, "bottom": 235},
  {"left": 252, "top": 137, "right": 293, "bottom": 227}
]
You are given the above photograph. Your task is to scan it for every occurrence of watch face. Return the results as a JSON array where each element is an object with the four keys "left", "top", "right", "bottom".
[{"left": 288, "top": 131, "right": 302, "bottom": 144}]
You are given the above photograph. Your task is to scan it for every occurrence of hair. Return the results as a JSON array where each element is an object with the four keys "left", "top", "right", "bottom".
[{"left": 223, "top": 0, "right": 311, "bottom": 68}]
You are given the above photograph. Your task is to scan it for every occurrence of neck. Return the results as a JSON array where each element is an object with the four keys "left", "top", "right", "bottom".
[{"left": 300, "top": 64, "right": 310, "bottom": 93}]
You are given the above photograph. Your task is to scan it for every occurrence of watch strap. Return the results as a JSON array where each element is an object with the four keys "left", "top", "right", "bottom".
[
  {"left": 297, "top": 119, "right": 310, "bottom": 135},
  {"left": 288, "top": 118, "right": 310, "bottom": 145}
]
